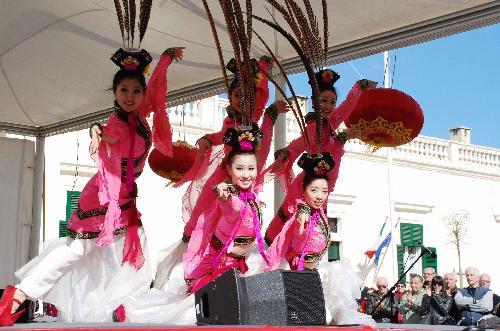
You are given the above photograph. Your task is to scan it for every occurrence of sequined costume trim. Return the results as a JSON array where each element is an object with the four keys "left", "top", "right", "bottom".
[
  {"left": 67, "top": 221, "right": 143, "bottom": 240},
  {"left": 76, "top": 201, "right": 132, "bottom": 220},
  {"left": 265, "top": 103, "right": 279, "bottom": 124}
]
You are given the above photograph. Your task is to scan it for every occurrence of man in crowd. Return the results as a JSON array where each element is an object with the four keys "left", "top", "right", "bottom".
[
  {"left": 398, "top": 274, "right": 427, "bottom": 323},
  {"left": 455, "top": 267, "right": 494, "bottom": 326},
  {"left": 479, "top": 273, "right": 500, "bottom": 314},
  {"left": 365, "top": 277, "right": 399, "bottom": 323},
  {"left": 444, "top": 272, "right": 460, "bottom": 322},
  {"left": 423, "top": 267, "right": 436, "bottom": 289}
]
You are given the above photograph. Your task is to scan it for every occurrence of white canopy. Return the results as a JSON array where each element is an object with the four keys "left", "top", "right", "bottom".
[{"left": 1, "top": 0, "right": 499, "bottom": 136}]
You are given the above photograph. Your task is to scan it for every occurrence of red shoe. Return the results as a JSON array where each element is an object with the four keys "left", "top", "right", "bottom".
[{"left": 0, "top": 285, "right": 25, "bottom": 326}]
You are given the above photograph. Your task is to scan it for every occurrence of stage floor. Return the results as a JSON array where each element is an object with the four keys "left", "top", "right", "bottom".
[{"left": 2, "top": 323, "right": 467, "bottom": 331}]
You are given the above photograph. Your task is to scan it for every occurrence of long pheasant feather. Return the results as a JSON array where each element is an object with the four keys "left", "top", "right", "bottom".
[
  {"left": 129, "top": 0, "right": 136, "bottom": 46},
  {"left": 123, "top": 0, "right": 130, "bottom": 47},
  {"left": 201, "top": 0, "right": 229, "bottom": 92},
  {"left": 113, "top": 0, "right": 126, "bottom": 46},
  {"left": 138, "top": 0, "right": 152, "bottom": 45}
]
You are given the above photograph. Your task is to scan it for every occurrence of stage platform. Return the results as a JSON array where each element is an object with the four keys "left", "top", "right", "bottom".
[{"left": 2, "top": 323, "right": 468, "bottom": 331}]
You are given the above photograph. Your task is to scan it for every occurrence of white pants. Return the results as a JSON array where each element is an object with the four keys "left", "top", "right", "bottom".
[{"left": 15, "top": 230, "right": 152, "bottom": 322}]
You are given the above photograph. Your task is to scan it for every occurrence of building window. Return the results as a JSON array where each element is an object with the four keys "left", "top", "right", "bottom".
[
  {"left": 327, "top": 217, "right": 338, "bottom": 233},
  {"left": 59, "top": 190, "right": 81, "bottom": 237},
  {"left": 328, "top": 241, "right": 340, "bottom": 261},
  {"left": 397, "top": 223, "right": 437, "bottom": 282}
]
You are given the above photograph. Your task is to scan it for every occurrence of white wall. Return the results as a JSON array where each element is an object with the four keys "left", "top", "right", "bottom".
[{"left": 41, "top": 97, "right": 500, "bottom": 293}]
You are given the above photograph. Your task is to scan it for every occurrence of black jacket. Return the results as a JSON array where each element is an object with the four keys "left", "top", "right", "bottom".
[
  {"left": 420, "top": 293, "right": 455, "bottom": 325},
  {"left": 365, "top": 292, "right": 399, "bottom": 323}
]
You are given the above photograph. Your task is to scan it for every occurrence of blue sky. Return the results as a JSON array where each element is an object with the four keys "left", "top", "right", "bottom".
[{"left": 283, "top": 23, "right": 500, "bottom": 149}]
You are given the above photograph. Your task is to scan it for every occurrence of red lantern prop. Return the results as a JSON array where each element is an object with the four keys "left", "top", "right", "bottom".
[
  {"left": 148, "top": 140, "right": 198, "bottom": 182},
  {"left": 345, "top": 88, "right": 424, "bottom": 148}
]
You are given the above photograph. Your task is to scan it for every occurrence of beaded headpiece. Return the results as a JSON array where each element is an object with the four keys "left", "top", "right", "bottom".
[
  {"left": 297, "top": 152, "right": 335, "bottom": 176},
  {"left": 223, "top": 124, "right": 263, "bottom": 152}
]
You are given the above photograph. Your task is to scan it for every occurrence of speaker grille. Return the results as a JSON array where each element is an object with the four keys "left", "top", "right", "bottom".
[{"left": 282, "top": 271, "right": 326, "bottom": 325}]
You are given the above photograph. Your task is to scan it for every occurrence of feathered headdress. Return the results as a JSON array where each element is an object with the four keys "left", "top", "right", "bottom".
[
  {"left": 112, "top": 0, "right": 153, "bottom": 73},
  {"left": 297, "top": 152, "right": 335, "bottom": 176},
  {"left": 253, "top": 0, "right": 331, "bottom": 155},
  {"left": 202, "top": 0, "right": 309, "bottom": 146}
]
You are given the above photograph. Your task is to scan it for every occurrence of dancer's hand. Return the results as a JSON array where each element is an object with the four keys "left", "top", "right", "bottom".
[
  {"left": 89, "top": 127, "right": 102, "bottom": 155},
  {"left": 297, "top": 212, "right": 308, "bottom": 235},
  {"left": 196, "top": 137, "right": 211, "bottom": 161},
  {"left": 164, "top": 47, "right": 185, "bottom": 62},
  {"left": 215, "top": 183, "right": 230, "bottom": 201},
  {"left": 274, "top": 100, "right": 291, "bottom": 114}
]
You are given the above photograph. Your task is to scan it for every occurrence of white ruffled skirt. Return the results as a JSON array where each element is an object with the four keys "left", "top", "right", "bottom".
[{"left": 15, "top": 229, "right": 152, "bottom": 323}]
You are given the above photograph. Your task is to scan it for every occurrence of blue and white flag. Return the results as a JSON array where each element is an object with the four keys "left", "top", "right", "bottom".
[{"left": 374, "top": 232, "right": 392, "bottom": 265}]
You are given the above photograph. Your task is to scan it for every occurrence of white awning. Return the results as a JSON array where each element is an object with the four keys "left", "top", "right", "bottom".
[{"left": 1, "top": 0, "right": 499, "bottom": 136}]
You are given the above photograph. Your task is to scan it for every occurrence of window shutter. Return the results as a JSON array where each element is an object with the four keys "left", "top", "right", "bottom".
[
  {"left": 60, "top": 191, "right": 81, "bottom": 238},
  {"left": 397, "top": 245, "right": 405, "bottom": 278},
  {"left": 66, "top": 191, "right": 81, "bottom": 221},
  {"left": 328, "top": 241, "right": 340, "bottom": 261},
  {"left": 421, "top": 247, "right": 438, "bottom": 274},
  {"left": 400, "top": 223, "right": 423, "bottom": 247}
]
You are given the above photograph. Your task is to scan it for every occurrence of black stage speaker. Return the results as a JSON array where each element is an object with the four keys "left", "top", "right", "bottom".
[
  {"left": 194, "top": 268, "right": 326, "bottom": 326},
  {"left": 0, "top": 289, "right": 37, "bottom": 323}
]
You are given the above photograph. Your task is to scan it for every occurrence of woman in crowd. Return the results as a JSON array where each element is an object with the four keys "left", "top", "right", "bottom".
[{"left": 420, "top": 275, "right": 455, "bottom": 325}]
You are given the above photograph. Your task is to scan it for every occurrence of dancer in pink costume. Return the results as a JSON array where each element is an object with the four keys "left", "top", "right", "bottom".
[
  {"left": 0, "top": 47, "right": 183, "bottom": 325},
  {"left": 264, "top": 69, "right": 377, "bottom": 245},
  {"left": 183, "top": 125, "right": 272, "bottom": 294},
  {"left": 175, "top": 56, "right": 288, "bottom": 243},
  {"left": 267, "top": 152, "right": 335, "bottom": 271}
]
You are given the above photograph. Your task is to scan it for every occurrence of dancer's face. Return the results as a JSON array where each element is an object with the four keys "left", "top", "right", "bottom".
[
  {"left": 319, "top": 90, "right": 337, "bottom": 119},
  {"left": 227, "top": 153, "right": 257, "bottom": 190},
  {"left": 114, "top": 78, "right": 145, "bottom": 113},
  {"left": 229, "top": 88, "right": 242, "bottom": 113},
  {"left": 302, "top": 178, "right": 329, "bottom": 209}
]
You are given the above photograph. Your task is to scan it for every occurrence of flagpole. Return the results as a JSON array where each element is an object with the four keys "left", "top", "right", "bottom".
[{"left": 384, "top": 51, "right": 397, "bottom": 284}]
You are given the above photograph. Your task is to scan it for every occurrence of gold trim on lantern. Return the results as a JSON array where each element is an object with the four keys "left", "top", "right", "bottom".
[{"left": 348, "top": 116, "right": 413, "bottom": 147}]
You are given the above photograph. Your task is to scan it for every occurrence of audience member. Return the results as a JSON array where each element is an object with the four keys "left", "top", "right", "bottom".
[
  {"left": 395, "top": 282, "right": 406, "bottom": 323},
  {"left": 399, "top": 274, "right": 427, "bottom": 323},
  {"left": 479, "top": 273, "right": 500, "bottom": 316},
  {"left": 454, "top": 267, "right": 494, "bottom": 326},
  {"left": 420, "top": 275, "right": 455, "bottom": 325},
  {"left": 365, "top": 277, "right": 399, "bottom": 323},
  {"left": 423, "top": 267, "right": 436, "bottom": 289},
  {"left": 444, "top": 272, "right": 460, "bottom": 322}
]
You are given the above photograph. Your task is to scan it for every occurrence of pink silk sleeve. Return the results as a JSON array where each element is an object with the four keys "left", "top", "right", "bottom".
[
  {"left": 140, "top": 53, "right": 174, "bottom": 157},
  {"left": 327, "top": 142, "right": 346, "bottom": 192},
  {"left": 218, "top": 195, "right": 246, "bottom": 225},
  {"left": 252, "top": 58, "right": 270, "bottom": 123},
  {"left": 328, "top": 82, "right": 364, "bottom": 130},
  {"left": 173, "top": 119, "right": 231, "bottom": 188},
  {"left": 95, "top": 117, "right": 128, "bottom": 246},
  {"left": 266, "top": 210, "right": 298, "bottom": 271}
]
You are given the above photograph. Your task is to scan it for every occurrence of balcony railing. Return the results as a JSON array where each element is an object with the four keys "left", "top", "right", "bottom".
[{"left": 167, "top": 97, "right": 500, "bottom": 176}]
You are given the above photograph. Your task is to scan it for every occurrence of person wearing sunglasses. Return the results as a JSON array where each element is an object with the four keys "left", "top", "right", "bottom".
[{"left": 365, "top": 277, "right": 399, "bottom": 323}]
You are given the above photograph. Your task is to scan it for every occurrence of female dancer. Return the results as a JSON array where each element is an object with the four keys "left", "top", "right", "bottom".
[
  {"left": 267, "top": 152, "right": 336, "bottom": 271},
  {"left": 183, "top": 126, "right": 272, "bottom": 293},
  {"left": 264, "top": 69, "right": 376, "bottom": 245},
  {"left": 175, "top": 56, "right": 288, "bottom": 243},
  {"left": 0, "top": 47, "right": 183, "bottom": 325}
]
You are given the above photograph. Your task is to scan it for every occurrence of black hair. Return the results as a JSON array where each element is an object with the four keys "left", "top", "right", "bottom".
[
  {"left": 302, "top": 172, "right": 329, "bottom": 190},
  {"left": 112, "top": 69, "right": 147, "bottom": 93},
  {"left": 431, "top": 275, "right": 445, "bottom": 294}
]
